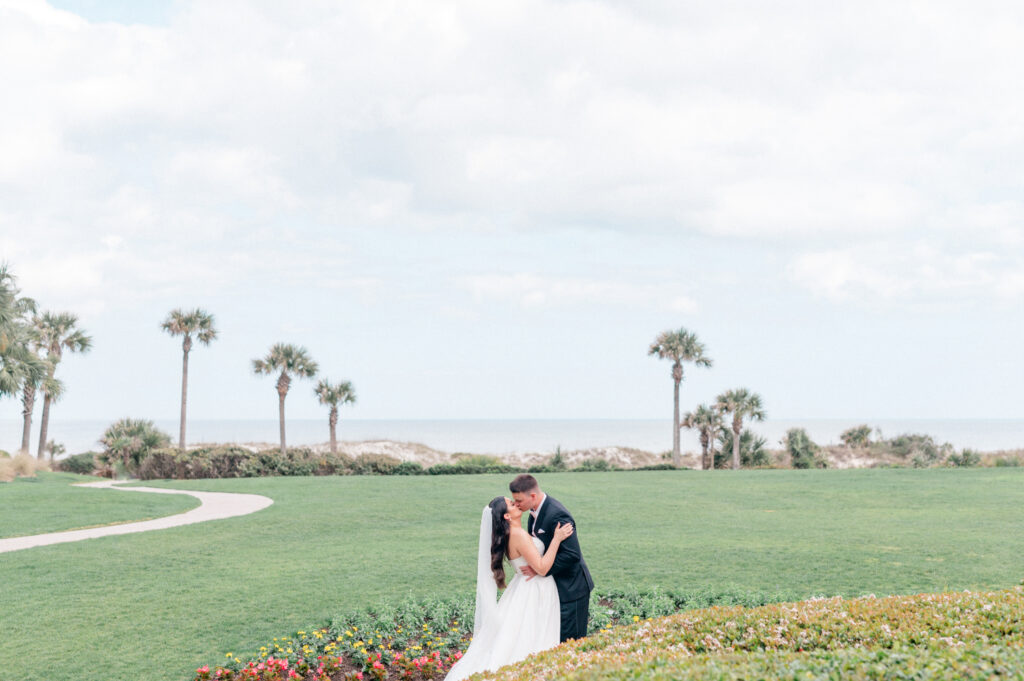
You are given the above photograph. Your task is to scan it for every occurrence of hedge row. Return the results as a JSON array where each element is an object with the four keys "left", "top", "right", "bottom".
[
  {"left": 194, "top": 586, "right": 1024, "bottom": 681},
  {"left": 494, "top": 586, "right": 1024, "bottom": 681},
  {"left": 55, "top": 446, "right": 680, "bottom": 480},
  {"left": 194, "top": 587, "right": 800, "bottom": 681}
]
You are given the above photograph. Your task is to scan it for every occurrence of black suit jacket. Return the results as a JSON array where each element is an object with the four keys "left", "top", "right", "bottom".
[{"left": 527, "top": 495, "right": 594, "bottom": 602}]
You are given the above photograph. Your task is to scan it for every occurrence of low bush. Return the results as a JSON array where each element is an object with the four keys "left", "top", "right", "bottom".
[
  {"left": 350, "top": 453, "right": 401, "bottom": 475},
  {"left": 428, "top": 462, "right": 521, "bottom": 475},
  {"left": 193, "top": 587, "right": 800, "bottom": 681},
  {"left": 195, "top": 586, "right": 1024, "bottom": 681},
  {"left": 784, "top": 428, "right": 826, "bottom": 469},
  {"left": 949, "top": 448, "right": 982, "bottom": 467},
  {"left": 55, "top": 452, "right": 99, "bottom": 475},
  {"left": 574, "top": 458, "right": 616, "bottom": 472}
]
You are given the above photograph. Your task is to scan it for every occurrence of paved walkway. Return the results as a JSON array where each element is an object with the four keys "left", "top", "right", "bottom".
[{"left": 0, "top": 480, "right": 274, "bottom": 554}]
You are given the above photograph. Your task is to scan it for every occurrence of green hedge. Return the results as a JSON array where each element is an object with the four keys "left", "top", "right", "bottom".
[{"left": 134, "top": 447, "right": 674, "bottom": 480}]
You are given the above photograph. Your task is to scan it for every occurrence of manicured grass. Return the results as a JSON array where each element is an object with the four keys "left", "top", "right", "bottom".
[
  {"left": 2, "top": 469, "right": 1023, "bottom": 681},
  {"left": 0, "top": 471, "right": 199, "bottom": 538}
]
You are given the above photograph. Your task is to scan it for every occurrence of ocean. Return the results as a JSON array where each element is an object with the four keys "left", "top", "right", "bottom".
[{"left": 2, "top": 418, "right": 1023, "bottom": 457}]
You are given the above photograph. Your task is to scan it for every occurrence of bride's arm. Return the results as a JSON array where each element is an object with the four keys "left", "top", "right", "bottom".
[{"left": 511, "top": 523, "right": 574, "bottom": 576}]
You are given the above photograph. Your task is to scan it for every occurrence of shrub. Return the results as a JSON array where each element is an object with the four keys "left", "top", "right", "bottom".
[
  {"left": 97, "top": 418, "right": 172, "bottom": 476},
  {"left": 882, "top": 433, "right": 952, "bottom": 467},
  {"left": 56, "top": 452, "right": 99, "bottom": 475},
  {"left": 428, "top": 461, "right": 522, "bottom": 475},
  {"left": 0, "top": 449, "right": 9, "bottom": 458},
  {"left": 948, "top": 448, "right": 981, "bottom": 467},
  {"left": 574, "top": 458, "right": 616, "bottom": 472},
  {"left": 714, "top": 429, "right": 770, "bottom": 468},
  {"left": 633, "top": 463, "right": 678, "bottom": 471},
  {"left": 350, "top": 453, "right": 401, "bottom": 475},
  {"left": 784, "top": 428, "right": 825, "bottom": 468},
  {"left": 994, "top": 455, "right": 1023, "bottom": 467},
  {"left": 839, "top": 424, "right": 873, "bottom": 448},
  {"left": 392, "top": 461, "right": 425, "bottom": 475}
]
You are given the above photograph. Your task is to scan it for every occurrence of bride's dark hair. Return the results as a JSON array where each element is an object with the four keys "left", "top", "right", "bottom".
[{"left": 488, "top": 496, "right": 511, "bottom": 589}]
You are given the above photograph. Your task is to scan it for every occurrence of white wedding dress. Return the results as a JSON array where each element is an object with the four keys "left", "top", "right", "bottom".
[{"left": 444, "top": 536, "right": 561, "bottom": 681}]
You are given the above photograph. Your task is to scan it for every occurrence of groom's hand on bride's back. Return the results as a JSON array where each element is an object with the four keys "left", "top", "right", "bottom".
[{"left": 520, "top": 565, "right": 538, "bottom": 579}]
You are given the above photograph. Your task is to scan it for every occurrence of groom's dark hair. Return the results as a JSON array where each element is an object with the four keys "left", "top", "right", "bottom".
[{"left": 509, "top": 474, "right": 539, "bottom": 494}]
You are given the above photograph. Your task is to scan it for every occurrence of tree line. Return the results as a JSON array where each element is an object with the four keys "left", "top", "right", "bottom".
[
  {"left": 0, "top": 265, "right": 356, "bottom": 460},
  {"left": 649, "top": 326, "right": 766, "bottom": 470}
]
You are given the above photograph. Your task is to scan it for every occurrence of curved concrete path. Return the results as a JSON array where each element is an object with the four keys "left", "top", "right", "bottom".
[{"left": 0, "top": 480, "right": 274, "bottom": 554}]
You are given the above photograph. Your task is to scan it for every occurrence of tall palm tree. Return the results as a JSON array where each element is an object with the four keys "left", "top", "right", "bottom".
[
  {"left": 314, "top": 379, "right": 356, "bottom": 453},
  {"left": 0, "top": 267, "right": 48, "bottom": 409},
  {"left": 35, "top": 311, "right": 92, "bottom": 459},
  {"left": 13, "top": 291, "right": 44, "bottom": 455},
  {"left": 681, "top": 403, "right": 723, "bottom": 470},
  {"left": 253, "top": 343, "right": 319, "bottom": 455},
  {"left": 161, "top": 308, "right": 218, "bottom": 450},
  {"left": 715, "top": 388, "right": 766, "bottom": 470},
  {"left": 648, "top": 327, "right": 713, "bottom": 466}
]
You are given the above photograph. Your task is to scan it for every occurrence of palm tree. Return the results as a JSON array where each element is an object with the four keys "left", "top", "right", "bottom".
[
  {"left": 648, "top": 327, "right": 713, "bottom": 466},
  {"left": 253, "top": 343, "right": 319, "bottom": 455},
  {"left": 681, "top": 404, "right": 723, "bottom": 470},
  {"left": 161, "top": 308, "right": 218, "bottom": 450},
  {"left": 0, "top": 267, "right": 47, "bottom": 406},
  {"left": 35, "top": 311, "right": 92, "bottom": 460},
  {"left": 715, "top": 388, "right": 766, "bottom": 470},
  {"left": 314, "top": 379, "right": 356, "bottom": 453}
]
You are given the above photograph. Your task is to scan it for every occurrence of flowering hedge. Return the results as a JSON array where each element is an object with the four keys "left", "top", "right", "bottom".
[
  {"left": 489, "top": 586, "right": 1024, "bottom": 681},
  {"left": 194, "top": 587, "right": 1024, "bottom": 681},
  {"left": 191, "top": 588, "right": 796, "bottom": 681}
]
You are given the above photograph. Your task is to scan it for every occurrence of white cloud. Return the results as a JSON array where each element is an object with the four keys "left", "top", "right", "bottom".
[
  {"left": 460, "top": 273, "right": 697, "bottom": 313},
  {"left": 788, "top": 244, "right": 1024, "bottom": 304}
]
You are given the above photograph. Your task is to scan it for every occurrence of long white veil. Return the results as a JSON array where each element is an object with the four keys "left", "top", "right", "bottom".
[{"left": 474, "top": 505, "right": 498, "bottom": 633}]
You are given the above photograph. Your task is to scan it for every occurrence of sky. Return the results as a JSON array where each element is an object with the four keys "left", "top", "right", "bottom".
[{"left": 1, "top": 0, "right": 1023, "bottom": 425}]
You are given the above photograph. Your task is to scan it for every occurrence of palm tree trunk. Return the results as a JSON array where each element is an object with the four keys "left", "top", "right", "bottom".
[
  {"left": 37, "top": 393, "right": 52, "bottom": 460},
  {"left": 329, "top": 406, "right": 338, "bottom": 454},
  {"left": 732, "top": 421, "right": 741, "bottom": 470},
  {"left": 179, "top": 339, "right": 191, "bottom": 450},
  {"left": 701, "top": 432, "right": 710, "bottom": 470},
  {"left": 672, "top": 378, "right": 681, "bottom": 466},
  {"left": 277, "top": 372, "right": 290, "bottom": 456},
  {"left": 20, "top": 382, "right": 35, "bottom": 455}
]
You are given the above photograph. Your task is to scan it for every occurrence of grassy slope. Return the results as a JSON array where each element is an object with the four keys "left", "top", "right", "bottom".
[
  {"left": 1, "top": 469, "right": 1023, "bottom": 681},
  {"left": 0, "top": 472, "right": 199, "bottom": 538}
]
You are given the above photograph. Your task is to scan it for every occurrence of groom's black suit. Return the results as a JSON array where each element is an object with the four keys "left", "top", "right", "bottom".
[{"left": 527, "top": 495, "right": 594, "bottom": 641}]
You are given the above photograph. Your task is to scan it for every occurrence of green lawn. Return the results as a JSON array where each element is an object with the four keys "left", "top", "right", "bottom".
[
  {"left": 1, "top": 469, "right": 1023, "bottom": 681},
  {"left": 0, "top": 472, "right": 199, "bottom": 538}
]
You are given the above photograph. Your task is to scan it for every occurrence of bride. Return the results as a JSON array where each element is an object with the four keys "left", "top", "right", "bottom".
[{"left": 444, "top": 496, "right": 574, "bottom": 681}]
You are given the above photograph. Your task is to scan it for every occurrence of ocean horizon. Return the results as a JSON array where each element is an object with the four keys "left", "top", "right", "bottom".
[{"left": 2, "top": 417, "right": 1023, "bottom": 458}]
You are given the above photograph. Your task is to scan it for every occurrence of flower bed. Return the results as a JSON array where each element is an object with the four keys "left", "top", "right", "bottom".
[{"left": 194, "top": 587, "right": 1024, "bottom": 681}]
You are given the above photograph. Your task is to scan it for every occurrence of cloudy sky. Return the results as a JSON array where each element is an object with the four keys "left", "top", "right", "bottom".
[{"left": 1, "top": 0, "right": 1022, "bottom": 424}]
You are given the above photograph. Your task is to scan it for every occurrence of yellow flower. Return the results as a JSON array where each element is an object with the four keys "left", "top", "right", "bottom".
[{"left": 632, "top": 616, "right": 640, "bottom": 622}]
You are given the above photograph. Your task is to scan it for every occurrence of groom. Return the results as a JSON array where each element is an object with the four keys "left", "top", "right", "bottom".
[{"left": 510, "top": 474, "right": 594, "bottom": 641}]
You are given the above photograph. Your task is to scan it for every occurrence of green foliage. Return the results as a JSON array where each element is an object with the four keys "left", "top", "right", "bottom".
[
  {"left": 949, "top": 448, "right": 981, "bottom": 467},
  {"left": 350, "top": 453, "right": 401, "bottom": 475},
  {"left": 840, "top": 424, "right": 873, "bottom": 448},
  {"left": 0, "top": 449, "right": 9, "bottom": 458},
  {"left": 98, "top": 418, "right": 172, "bottom": 475},
  {"left": 198, "top": 587, "right": 801, "bottom": 680},
  {"left": 55, "top": 452, "right": 98, "bottom": 475},
  {"left": 994, "top": 455, "right": 1023, "bottom": 467},
  {"left": 784, "top": 427, "right": 826, "bottom": 468},
  {"left": 574, "top": 457, "right": 616, "bottom": 472},
  {"left": 428, "top": 461, "right": 521, "bottom": 475},
  {"left": 714, "top": 429, "right": 770, "bottom": 468},
  {"left": 882, "top": 433, "right": 953, "bottom": 467},
  {"left": 392, "top": 461, "right": 426, "bottom": 475},
  {"left": 492, "top": 588, "right": 1024, "bottom": 681}
]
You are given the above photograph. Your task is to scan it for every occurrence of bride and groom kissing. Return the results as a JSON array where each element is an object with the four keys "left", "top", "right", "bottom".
[{"left": 445, "top": 474, "right": 594, "bottom": 681}]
